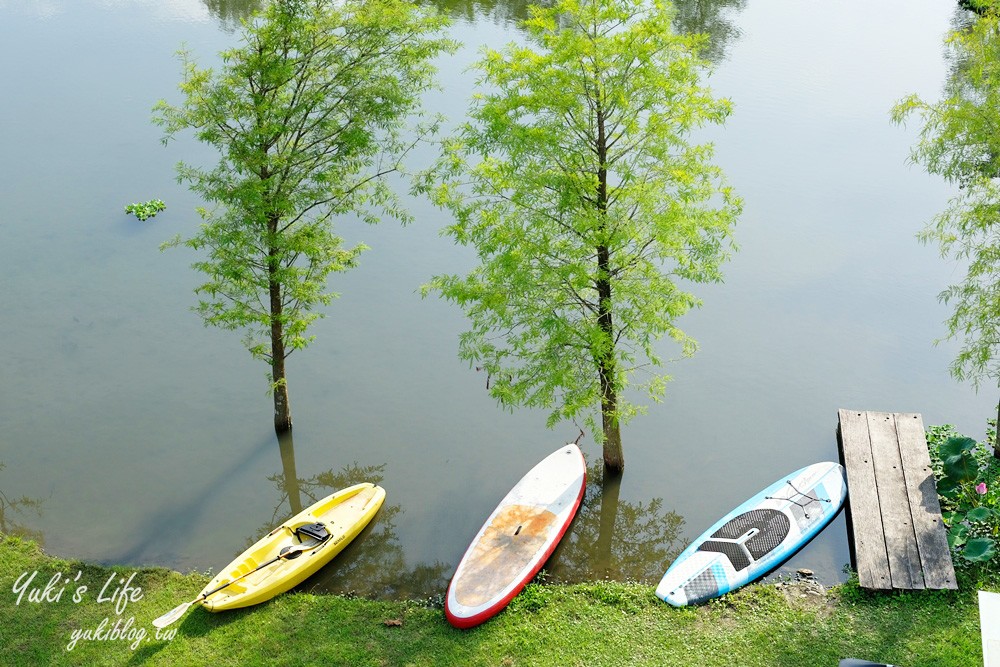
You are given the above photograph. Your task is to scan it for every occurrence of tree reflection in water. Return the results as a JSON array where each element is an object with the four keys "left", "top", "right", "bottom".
[
  {"left": 672, "top": 0, "right": 747, "bottom": 65},
  {"left": 201, "top": 0, "right": 262, "bottom": 31},
  {"left": 426, "top": 0, "right": 746, "bottom": 65},
  {"left": 428, "top": 0, "right": 540, "bottom": 27},
  {"left": 547, "top": 461, "right": 686, "bottom": 584},
  {"left": 942, "top": 4, "right": 990, "bottom": 113}
]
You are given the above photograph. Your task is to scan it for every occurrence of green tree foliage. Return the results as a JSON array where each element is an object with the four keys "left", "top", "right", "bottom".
[
  {"left": 155, "top": 0, "right": 454, "bottom": 432},
  {"left": 892, "top": 14, "right": 1000, "bottom": 452},
  {"left": 960, "top": 0, "right": 1000, "bottom": 16},
  {"left": 421, "top": 0, "right": 740, "bottom": 471}
]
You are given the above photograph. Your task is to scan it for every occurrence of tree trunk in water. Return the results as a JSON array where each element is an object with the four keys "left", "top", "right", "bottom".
[
  {"left": 270, "top": 297, "right": 292, "bottom": 431},
  {"left": 271, "top": 358, "right": 291, "bottom": 432},
  {"left": 594, "top": 103, "right": 623, "bottom": 472},
  {"left": 597, "top": 244, "right": 623, "bottom": 472},
  {"left": 600, "top": 364, "right": 624, "bottom": 472},
  {"left": 268, "top": 229, "right": 292, "bottom": 433}
]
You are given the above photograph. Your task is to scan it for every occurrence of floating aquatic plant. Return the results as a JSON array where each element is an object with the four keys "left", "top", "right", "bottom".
[{"left": 125, "top": 199, "right": 166, "bottom": 221}]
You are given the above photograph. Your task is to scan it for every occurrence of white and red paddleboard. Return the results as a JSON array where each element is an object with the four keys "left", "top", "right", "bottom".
[{"left": 445, "top": 444, "right": 587, "bottom": 629}]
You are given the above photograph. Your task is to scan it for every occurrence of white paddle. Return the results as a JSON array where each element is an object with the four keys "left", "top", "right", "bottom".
[{"left": 152, "top": 543, "right": 314, "bottom": 629}]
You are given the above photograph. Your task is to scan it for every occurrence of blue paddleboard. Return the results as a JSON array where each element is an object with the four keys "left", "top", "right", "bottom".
[{"left": 655, "top": 461, "right": 847, "bottom": 606}]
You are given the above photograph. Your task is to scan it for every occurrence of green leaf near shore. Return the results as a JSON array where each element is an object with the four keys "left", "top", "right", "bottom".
[
  {"left": 964, "top": 537, "right": 997, "bottom": 562},
  {"left": 967, "top": 506, "right": 993, "bottom": 522},
  {"left": 939, "top": 436, "right": 977, "bottom": 460},
  {"left": 943, "top": 452, "right": 979, "bottom": 482}
]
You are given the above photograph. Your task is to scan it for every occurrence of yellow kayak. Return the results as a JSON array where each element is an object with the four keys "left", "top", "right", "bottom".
[{"left": 199, "top": 483, "right": 385, "bottom": 611}]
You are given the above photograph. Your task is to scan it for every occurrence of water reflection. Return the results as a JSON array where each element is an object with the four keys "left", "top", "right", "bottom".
[
  {"left": 247, "top": 432, "right": 450, "bottom": 599},
  {"left": 261, "top": 443, "right": 685, "bottom": 595},
  {"left": 0, "top": 462, "right": 45, "bottom": 544},
  {"left": 278, "top": 429, "right": 303, "bottom": 516},
  {"left": 932, "top": 6, "right": 1000, "bottom": 186},
  {"left": 200, "top": 0, "right": 261, "bottom": 29},
  {"left": 547, "top": 462, "right": 686, "bottom": 583},
  {"left": 241, "top": 435, "right": 389, "bottom": 549},
  {"left": 423, "top": 0, "right": 745, "bottom": 63},
  {"left": 672, "top": 0, "right": 746, "bottom": 65},
  {"left": 944, "top": 5, "right": 986, "bottom": 100},
  {"left": 427, "top": 0, "right": 540, "bottom": 26},
  {"left": 304, "top": 500, "right": 450, "bottom": 600}
]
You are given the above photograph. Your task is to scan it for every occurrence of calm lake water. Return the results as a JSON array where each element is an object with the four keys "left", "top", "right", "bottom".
[{"left": 0, "top": 0, "right": 993, "bottom": 597}]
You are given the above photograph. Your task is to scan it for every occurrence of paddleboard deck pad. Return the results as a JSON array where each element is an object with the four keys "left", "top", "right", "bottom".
[
  {"left": 655, "top": 461, "right": 846, "bottom": 606},
  {"left": 445, "top": 444, "right": 586, "bottom": 629}
]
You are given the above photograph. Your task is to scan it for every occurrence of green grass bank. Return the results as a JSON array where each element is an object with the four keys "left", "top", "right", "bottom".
[{"left": 0, "top": 534, "right": 987, "bottom": 666}]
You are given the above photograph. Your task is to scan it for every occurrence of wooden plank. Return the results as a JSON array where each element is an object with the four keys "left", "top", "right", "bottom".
[
  {"left": 837, "top": 409, "right": 892, "bottom": 590},
  {"left": 895, "top": 413, "right": 958, "bottom": 589},
  {"left": 866, "top": 411, "right": 925, "bottom": 589}
]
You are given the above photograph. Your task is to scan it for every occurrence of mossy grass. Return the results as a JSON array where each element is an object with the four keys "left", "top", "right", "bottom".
[{"left": 0, "top": 534, "right": 990, "bottom": 666}]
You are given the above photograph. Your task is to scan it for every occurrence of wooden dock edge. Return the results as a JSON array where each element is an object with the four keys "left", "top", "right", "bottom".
[{"left": 837, "top": 409, "right": 957, "bottom": 591}]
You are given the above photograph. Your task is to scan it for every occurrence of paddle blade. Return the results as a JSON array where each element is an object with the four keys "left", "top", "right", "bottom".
[
  {"left": 149, "top": 542, "right": 313, "bottom": 630},
  {"left": 152, "top": 600, "right": 195, "bottom": 629}
]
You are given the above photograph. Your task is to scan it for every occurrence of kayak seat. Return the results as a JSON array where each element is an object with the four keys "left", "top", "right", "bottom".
[{"left": 294, "top": 522, "right": 330, "bottom": 543}]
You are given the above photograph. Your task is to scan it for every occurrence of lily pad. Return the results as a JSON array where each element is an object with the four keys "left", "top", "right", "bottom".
[
  {"left": 967, "top": 506, "right": 992, "bottom": 522},
  {"left": 943, "top": 452, "right": 979, "bottom": 483},
  {"left": 963, "top": 537, "right": 996, "bottom": 563},
  {"left": 939, "top": 436, "right": 977, "bottom": 459}
]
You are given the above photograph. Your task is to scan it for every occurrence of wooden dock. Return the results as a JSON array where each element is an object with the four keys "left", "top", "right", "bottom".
[{"left": 836, "top": 410, "right": 957, "bottom": 590}]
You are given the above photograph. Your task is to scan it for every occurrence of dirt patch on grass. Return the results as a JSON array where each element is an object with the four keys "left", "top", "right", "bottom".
[{"left": 774, "top": 578, "right": 837, "bottom": 618}]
